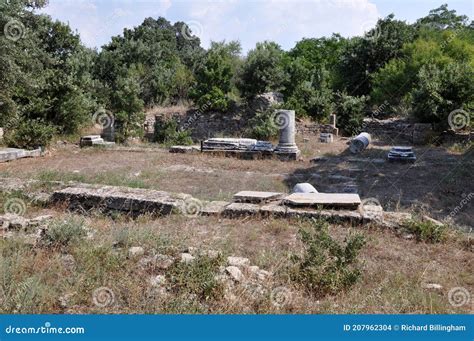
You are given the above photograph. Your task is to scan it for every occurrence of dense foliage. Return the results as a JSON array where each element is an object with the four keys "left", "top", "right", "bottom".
[{"left": 1, "top": 2, "right": 472, "bottom": 149}]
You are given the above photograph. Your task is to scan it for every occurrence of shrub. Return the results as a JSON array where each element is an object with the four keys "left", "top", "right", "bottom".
[
  {"left": 196, "top": 86, "right": 230, "bottom": 112},
  {"left": 291, "top": 219, "right": 366, "bottom": 296},
  {"left": 245, "top": 109, "right": 280, "bottom": 140},
  {"left": 5, "top": 119, "right": 56, "bottom": 150},
  {"left": 153, "top": 119, "right": 193, "bottom": 146},
  {"left": 43, "top": 217, "right": 87, "bottom": 248},
  {"left": 334, "top": 92, "right": 367, "bottom": 136},
  {"left": 167, "top": 255, "right": 225, "bottom": 301},
  {"left": 404, "top": 219, "right": 447, "bottom": 243}
]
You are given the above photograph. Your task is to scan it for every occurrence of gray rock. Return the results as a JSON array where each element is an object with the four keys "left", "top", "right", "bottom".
[
  {"left": 61, "top": 254, "right": 76, "bottom": 271},
  {"left": 227, "top": 256, "right": 250, "bottom": 267},
  {"left": 128, "top": 246, "right": 145, "bottom": 258},
  {"left": 292, "top": 183, "right": 318, "bottom": 194},
  {"left": 226, "top": 266, "right": 244, "bottom": 282},
  {"left": 149, "top": 275, "right": 166, "bottom": 287},
  {"left": 180, "top": 253, "right": 195, "bottom": 264}
]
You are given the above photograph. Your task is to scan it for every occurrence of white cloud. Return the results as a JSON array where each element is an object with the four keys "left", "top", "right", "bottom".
[{"left": 40, "top": 0, "right": 380, "bottom": 51}]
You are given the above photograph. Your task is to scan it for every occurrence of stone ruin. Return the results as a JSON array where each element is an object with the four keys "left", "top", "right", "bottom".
[{"left": 199, "top": 109, "right": 300, "bottom": 161}]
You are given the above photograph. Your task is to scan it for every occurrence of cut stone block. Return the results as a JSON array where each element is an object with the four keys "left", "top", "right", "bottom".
[
  {"left": 283, "top": 193, "right": 361, "bottom": 210},
  {"left": 200, "top": 201, "right": 230, "bottom": 216},
  {"left": 169, "top": 146, "right": 201, "bottom": 154},
  {"left": 51, "top": 184, "right": 190, "bottom": 216},
  {"left": 388, "top": 146, "right": 416, "bottom": 162},
  {"left": 0, "top": 148, "right": 41, "bottom": 163},
  {"left": 233, "top": 191, "right": 284, "bottom": 204},
  {"left": 202, "top": 138, "right": 257, "bottom": 151},
  {"left": 223, "top": 203, "right": 261, "bottom": 217},
  {"left": 320, "top": 133, "right": 334, "bottom": 143}
]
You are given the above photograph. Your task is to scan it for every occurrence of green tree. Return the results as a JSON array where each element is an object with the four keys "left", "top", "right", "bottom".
[
  {"left": 237, "top": 41, "right": 287, "bottom": 99},
  {"left": 191, "top": 41, "right": 241, "bottom": 111}
]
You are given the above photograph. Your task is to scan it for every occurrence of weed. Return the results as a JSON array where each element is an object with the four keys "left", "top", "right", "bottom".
[
  {"left": 43, "top": 217, "right": 87, "bottom": 248},
  {"left": 291, "top": 219, "right": 366, "bottom": 296},
  {"left": 404, "top": 219, "right": 447, "bottom": 243}
]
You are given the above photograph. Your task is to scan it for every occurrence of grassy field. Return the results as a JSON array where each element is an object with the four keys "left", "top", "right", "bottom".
[{"left": 0, "top": 135, "right": 472, "bottom": 314}]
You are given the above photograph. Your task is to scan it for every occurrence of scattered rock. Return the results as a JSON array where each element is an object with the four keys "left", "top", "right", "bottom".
[
  {"left": 59, "top": 292, "right": 76, "bottom": 308},
  {"left": 149, "top": 275, "right": 166, "bottom": 287},
  {"left": 422, "top": 215, "right": 444, "bottom": 227},
  {"left": 61, "top": 254, "right": 76, "bottom": 271},
  {"left": 226, "top": 266, "right": 244, "bottom": 282},
  {"left": 155, "top": 254, "right": 175, "bottom": 269},
  {"left": 128, "top": 246, "right": 145, "bottom": 258},
  {"left": 422, "top": 283, "right": 443, "bottom": 290},
  {"left": 248, "top": 266, "right": 260, "bottom": 274},
  {"left": 256, "top": 269, "right": 272, "bottom": 282},
  {"left": 180, "top": 253, "right": 195, "bottom": 264},
  {"left": 28, "top": 215, "right": 54, "bottom": 226},
  {"left": 227, "top": 256, "right": 250, "bottom": 267},
  {"left": 8, "top": 215, "right": 28, "bottom": 230},
  {"left": 202, "top": 249, "right": 220, "bottom": 259}
]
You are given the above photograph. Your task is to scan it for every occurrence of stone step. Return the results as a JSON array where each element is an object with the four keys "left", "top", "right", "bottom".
[{"left": 283, "top": 193, "right": 361, "bottom": 209}]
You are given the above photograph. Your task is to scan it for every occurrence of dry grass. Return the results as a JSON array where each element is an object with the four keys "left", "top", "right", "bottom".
[
  {"left": 0, "top": 135, "right": 472, "bottom": 226},
  {"left": 0, "top": 211, "right": 472, "bottom": 314}
]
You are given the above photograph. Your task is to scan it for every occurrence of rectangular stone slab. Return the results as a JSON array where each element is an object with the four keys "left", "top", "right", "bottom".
[
  {"left": 0, "top": 148, "right": 41, "bottom": 163},
  {"left": 283, "top": 193, "right": 361, "bottom": 209},
  {"left": 233, "top": 191, "right": 284, "bottom": 203},
  {"left": 51, "top": 185, "right": 190, "bottom": 216}
]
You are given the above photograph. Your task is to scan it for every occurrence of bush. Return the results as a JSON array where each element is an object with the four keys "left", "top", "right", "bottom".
[
  {"left": 153, "top": 119, "right": 193, "bottom": 146},
  {"left": 291, "top": 219, "right": 366, "bottom": 296},
  {"left": 411, "top": 63, "right": 474, "bottom": 129},
  {"left": 334, "top": 92, "right": 367, "bottom": 136},
  {"left": 167, "top": 255, "right": 225, "bottom": 302},
  {"left": 245, "top": 109, "right": 280, "bottom": 140},
  {"left": 43, "top": 217, "right": 87, "bottom": 248},
  {"left": 5, "top": 119, "right": 56, "bottom": 150},
  {"left": 404, "top": 219, "right": 447, "bottom": 243},
  {"left": 196, "top": 86, "right": 230, "bottom": 112}
]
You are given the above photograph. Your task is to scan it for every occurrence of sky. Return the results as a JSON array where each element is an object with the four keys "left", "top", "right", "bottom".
[{"left": 39, "top": 0, "right": 474, "bottom": 52}]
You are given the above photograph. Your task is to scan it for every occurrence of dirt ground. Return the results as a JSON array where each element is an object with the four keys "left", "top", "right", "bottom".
[
  {"left": 0, "top": 132, "right": 472, "bottom": 314},
  {"left": 0, "top": 134, "right": 472, "bottom": 227}
]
